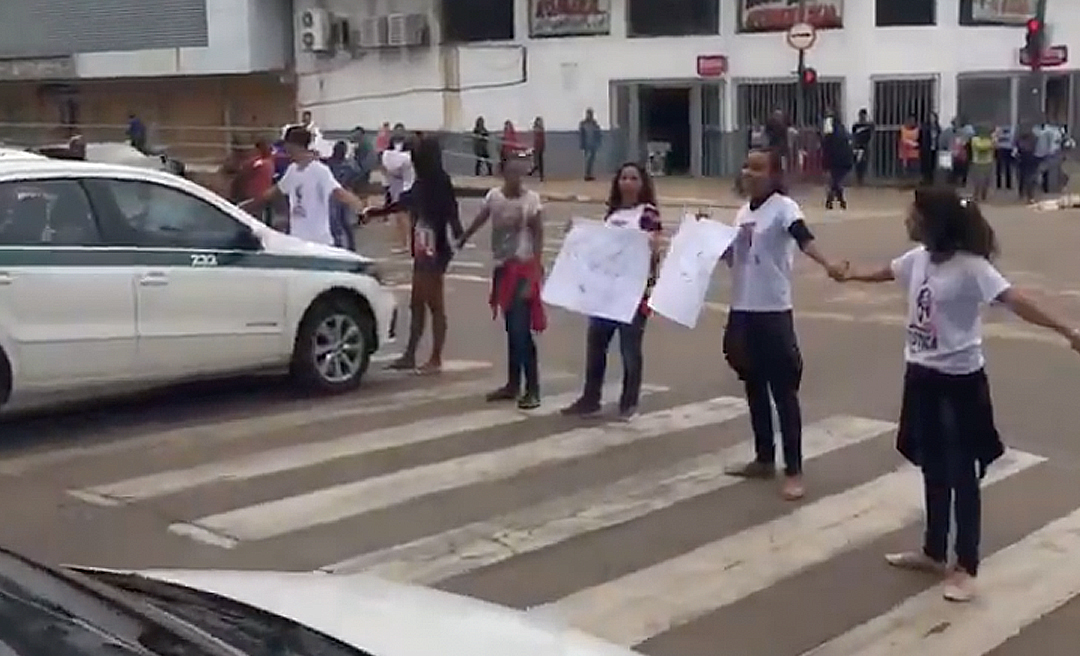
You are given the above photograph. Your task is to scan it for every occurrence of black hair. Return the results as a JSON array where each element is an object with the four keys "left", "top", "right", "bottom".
[
  {"left": 911, "top": 186, "right": 998, "bottom": 261},
  {"left": 606, "top": 161, "right": 657, "bottom": 214},
  {"left": 411, "top": 135, "right": 446, "bottom": 181},
  {"left": 283, "top": 125, "right": 312, "bottom": 148}
]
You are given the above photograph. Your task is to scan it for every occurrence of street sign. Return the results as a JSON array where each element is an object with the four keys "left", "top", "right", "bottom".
[
  {"left": 786, "top": 22, "right": 817, "bottom": 50},
  {"left": 696, "top": 54, "right": 728, "bottom": 77},
  {"left": 1019, "top": 44, "right": 1068, "bottom": 67}
]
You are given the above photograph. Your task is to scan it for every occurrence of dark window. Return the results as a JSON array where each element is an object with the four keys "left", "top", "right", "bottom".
[
  {"left": 627, "top": 0, "right": 719, "bottom": 37},
  {"left": 958, "top": 0, "right": 1032, "bottom": 26},
  {"left": 0, "top": 179, "right": 100, "bottom": 246},
  {"left": 84, "top": 179, "right": 248, "bottom": 250},
  {"left": 441, "top": 0, "right": 514, "bottom": 42},
  {"left": 876, "top": 0, "right": 936, "bottom": 26}
]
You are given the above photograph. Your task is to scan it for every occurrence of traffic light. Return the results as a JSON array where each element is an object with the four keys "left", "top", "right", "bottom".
[
  {"left": 1024, "top": 17, "right": 1045, "bottom": 66},
  {"left": 800, "top": 67, "right": 818, "bottom": 88}
]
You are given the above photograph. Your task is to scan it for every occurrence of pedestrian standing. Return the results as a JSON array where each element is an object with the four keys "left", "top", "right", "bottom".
[
  {"left": 472, "top": 117, "right": 493, "bottom": 176},
  {"left": 821, "top": 110, "right": 853, "bottom": 209},
  {"left": 235, "top": 139, "right": 275, "bottom": 225},
  {"left": 721, "top": 149, "right": 847, "bottom": 501},
  {"left": 899, "top": 116, "right": 920, "bottom": 184},
  {"left": 246, "top": 126, "right": 368, "bottom": 246},
  {"left": 457, "top": 155, "right": 546, "bottom": 409},
  {"left": 529, "top": 116, "right": 546, "bottom": 181},
  {"left": 327, "top": 141, "right": 359, "bottom": 251},
  {"left": 918, "top": 113, "right": 941, "bottom": 186},
  {"left": 375, "top": 122, "right": 391, "bottom": 153},
  {"left": 560, "top": 162, "right": 663, "bottom": 421},
  {"left": 851, "top": 108, "right": 875, "bottom": 186},
  {"left": 499, "top": 120, "right": 519, "bottom": 174},
  {"left": 579, "top": 109, "right": 602, "bottom": 180},
  {"left": 968, "top": 126, "right": 994, "bottom": 202},
  {"left": 993, "top": 124, "right": 1015, "bottom": 190},
  {"left": 365, "top": 136, "right": 463, "bottom": 374},
  {"left": 838, "top": 187, "right": 1080, "bottom": 602}
]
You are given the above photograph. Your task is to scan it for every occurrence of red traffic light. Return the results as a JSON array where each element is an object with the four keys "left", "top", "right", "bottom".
[
  {"left": 1027, "top": 18, "right": 1041, "bottom": 32},
  {"left": 801, "top": 67, "right": 818, "bottom": 85}
]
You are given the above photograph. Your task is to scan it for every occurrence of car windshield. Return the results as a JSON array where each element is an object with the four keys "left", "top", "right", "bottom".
[
  {"left": 77, "top": 571, "right": 372, "bottom": 656},
  {"left": 0, "top": 550, "right": 204, "bottom": 656}
]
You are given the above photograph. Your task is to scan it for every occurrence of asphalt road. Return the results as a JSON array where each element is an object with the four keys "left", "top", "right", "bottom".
[{"left": 1, "top": 194, "right": 1079, "bottom": 656}]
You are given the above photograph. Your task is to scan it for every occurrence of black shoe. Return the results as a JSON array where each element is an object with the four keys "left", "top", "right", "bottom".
[
  {"left": 385, "top": 357, "right": 416, "bottom": 371},
  {"left": 825, "top": 200, "right": 834, "bottom": 210},
  {"left": 560, "top": 398, "right": 601, "bottom": 417},
  {"left": 517, "top": 392, "right": 541, "bottom": 410},
  {"left": 485, "top": 386, "right": 518, "bottom": 402},
  {"left": 839, "top": 199, "right": 847, "bottom": 210}
]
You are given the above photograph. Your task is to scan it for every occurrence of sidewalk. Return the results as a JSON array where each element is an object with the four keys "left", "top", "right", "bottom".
[{"left": 449, "top": 174, "right": 914, "bottom": 209}]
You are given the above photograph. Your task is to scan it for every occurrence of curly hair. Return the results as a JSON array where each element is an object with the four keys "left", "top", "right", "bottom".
[{"left": 605, "top": 162, "right": 658, "bottom": 215}]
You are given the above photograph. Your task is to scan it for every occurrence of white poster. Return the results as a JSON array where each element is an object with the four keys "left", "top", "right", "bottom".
[
  {"left": 648, "top": 216, "right": 739, "bottom": 329},
  {"left": 541, "top": 219, "right": 652, "bottom": 324}
]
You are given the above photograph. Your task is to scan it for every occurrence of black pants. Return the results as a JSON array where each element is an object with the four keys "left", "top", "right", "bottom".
[
  {"left": 530, "top": 149, "right": 545, "bottom": 180},
  {"left": 501, "top": 273, "right": 539, "bottom": 396},
  {"left": 723, "top": 310, "right": 803, "bottom": 476},
  {"left": 994, "top": 148, "right": 1013, "bottom": 189},
  {"left": 826, "top": 168, "right": 847, "bottom": 204},
  {"left": 854, "top": 149, "right": 868, "bottom": 185},
  {"left": 474, "top": 155, "right": 493, "bottom": 176},
  {"left": 581, "top": 312, "right": 647, "bottom": 410}
]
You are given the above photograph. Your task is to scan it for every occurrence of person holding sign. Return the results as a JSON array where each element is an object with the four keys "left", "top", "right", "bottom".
[
  {"left": 457, "top": 155, "right": 546, "bottom": 410},
  {"left": 722, "top": 149, "right": 847, "bottom": 501},
  {"left": 561, "top": 162, "right": 664, "bottom": 421},
  {"left": 838, "top": 187, "right": 1080, "bottom": 602}
]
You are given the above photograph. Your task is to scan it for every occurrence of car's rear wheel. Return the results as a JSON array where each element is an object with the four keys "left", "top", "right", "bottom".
[{"left": 290, "top": 295, "right": 373, "bottom": 394}]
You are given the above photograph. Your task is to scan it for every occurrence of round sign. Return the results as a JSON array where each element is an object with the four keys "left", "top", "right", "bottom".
[{"left": 786, "top": 22, "right": 817, "bottom": 51}]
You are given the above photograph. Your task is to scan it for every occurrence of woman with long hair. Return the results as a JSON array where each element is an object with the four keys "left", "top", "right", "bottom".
[
  {"left": 499, "top": 120, "right": 519, "bottom": 173},
  {"left": 721, "top": 148, "right": 847, "bottom": 501},
  {"left": 839, "top": 187, "right": 1080, "bottom": 601},
  {"left": 365, "top": 135, "right": 463, "bottom": 374},
  {"left": 560, "top": 162, "right": 663, "bottom": 421}
]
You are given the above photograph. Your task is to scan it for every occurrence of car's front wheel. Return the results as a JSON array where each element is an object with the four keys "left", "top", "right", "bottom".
[{"left": 290, "top": 296, "right": 373, "bottom": 393}]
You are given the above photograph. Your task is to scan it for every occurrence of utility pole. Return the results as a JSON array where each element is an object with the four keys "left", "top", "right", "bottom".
[{"left": 795, "top": 0, "right": 807, "bottom": 127}]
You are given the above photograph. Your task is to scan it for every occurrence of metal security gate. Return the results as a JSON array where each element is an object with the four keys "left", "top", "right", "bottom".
[
  {"left": 700, "top": 82, "right": 728, "bottom": 176},
  {"left": 735, "top": 78, "right": 843, "bottom": 128},
  {"left": 871, "top": 77, "right": 938, "bottom": 179},
  {"left": 957, "top": 75, "right": 1013, "bottom": 127}
]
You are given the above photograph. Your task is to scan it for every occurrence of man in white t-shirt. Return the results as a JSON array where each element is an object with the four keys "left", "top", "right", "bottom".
[{"left": 249, "top": 126, "right": 367, "bottom": 246}]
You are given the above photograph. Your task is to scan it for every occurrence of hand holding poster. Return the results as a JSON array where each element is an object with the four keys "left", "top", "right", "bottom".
[
  {"left": 648, "top": 215, "right": 739, "bottom": 328},
  {"left": 541, "top": 219, "right": 652, "bottom": 324}
]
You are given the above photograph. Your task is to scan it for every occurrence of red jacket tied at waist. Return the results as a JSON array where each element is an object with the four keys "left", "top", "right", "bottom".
[{"left": 490, "top": 258, "right": 547, "bottom": 332}]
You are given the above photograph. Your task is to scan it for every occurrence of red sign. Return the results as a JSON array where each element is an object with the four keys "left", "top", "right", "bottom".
[
  {"left": 1020, "top": 45, "right": 1068, "bottom": 67},
  {"left": 697, "top": 55, "right": 728, "bottom": 77}
]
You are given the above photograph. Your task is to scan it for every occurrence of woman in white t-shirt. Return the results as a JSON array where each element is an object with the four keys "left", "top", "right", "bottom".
[
  {"left": 381, "top": 130, "right": 415, "bottom": 254},
  {"left": 721, "top": 149, "right": 847, "bottom": 501},
  {"left": 841, "top": 186, "right": 1080, "bottom": 602}
]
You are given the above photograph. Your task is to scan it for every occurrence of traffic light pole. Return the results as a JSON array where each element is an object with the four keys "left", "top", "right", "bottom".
[
  {"left": 1019, "top": 0, "right": 1049, "bottom": 126},
  {"left": 795, "top": 0, "right": 807, "bottom": 127}
]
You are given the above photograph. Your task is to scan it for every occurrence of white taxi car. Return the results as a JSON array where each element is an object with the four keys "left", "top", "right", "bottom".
[{"left": 0, "top": 159, "right": 397, "bottom": 413}]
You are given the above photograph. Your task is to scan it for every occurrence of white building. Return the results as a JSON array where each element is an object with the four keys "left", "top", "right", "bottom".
[{"left": 294, "top": 0, "right": 1078, "bottom": 177}]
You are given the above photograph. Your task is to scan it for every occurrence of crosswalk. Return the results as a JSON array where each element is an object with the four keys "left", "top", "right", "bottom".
[{"left": 7, "top": 361, "right": 1080, "bottom": 655}]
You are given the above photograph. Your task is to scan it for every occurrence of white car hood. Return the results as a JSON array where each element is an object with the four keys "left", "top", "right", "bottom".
[
  {"left": 257, "top": 226, "right": 373, "bottom": 264},
  {"left": 131, "top": 569, "right": 641, "bottom": 656}
]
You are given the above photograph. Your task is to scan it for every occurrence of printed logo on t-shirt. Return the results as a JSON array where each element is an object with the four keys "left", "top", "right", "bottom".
[
  {"left": 291, "top": 185, "right": 306, "bottom": 219},
  {"left": 735, "top": 222, "right": 757, "bottom": 264},
  {"left": 907, "top": 277, "right": 938, "bottom": 352}
]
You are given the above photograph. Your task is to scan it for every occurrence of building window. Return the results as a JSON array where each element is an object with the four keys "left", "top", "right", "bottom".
[
  {"left": 876, "top": 0, "right": 936, "bottom": 26},
  {"left": 441, "top": 0, "right": 514, "bottom": 42},
  {"left": 627, "top": 0, "right": 719, "bottom": 37},
  {"left": 958, "top": 0, "right": 1035, "bottom": 26}
]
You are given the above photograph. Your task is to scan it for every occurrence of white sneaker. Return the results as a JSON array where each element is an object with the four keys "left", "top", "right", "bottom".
[
  {"left": 884, "top": 551, "right": 948, "bottom": 574},
  {"left": 943, "top": 570, "right": 976, "bottom": 602}
]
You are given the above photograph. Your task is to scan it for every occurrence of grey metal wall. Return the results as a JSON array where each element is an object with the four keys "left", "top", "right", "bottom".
[{"left": 0, "top": 0, "right": 209, "bottom": 58}]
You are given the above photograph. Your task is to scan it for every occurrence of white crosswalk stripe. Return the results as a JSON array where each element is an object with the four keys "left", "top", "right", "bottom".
[{"left": 19, "top": 361, "right": 1080, "bottom": 656}]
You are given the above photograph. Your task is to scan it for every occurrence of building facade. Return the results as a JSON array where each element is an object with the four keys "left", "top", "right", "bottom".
[
  {"left": 296, "top": 0, "right": 1079, "bottom": 178},
  {"left": 0, "top": 0, "right": 298, "bottom": 161}
]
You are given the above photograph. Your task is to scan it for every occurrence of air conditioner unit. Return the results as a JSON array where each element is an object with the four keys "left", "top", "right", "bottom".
[
  {"left": 387, "top": 12, "right": 428, "bottom": 47},
  {"left": 357, "top": 16, "right": 388, "bottom": 49},
  {"left": 299, "top": 7, "right": 332, "bottom": 52}
]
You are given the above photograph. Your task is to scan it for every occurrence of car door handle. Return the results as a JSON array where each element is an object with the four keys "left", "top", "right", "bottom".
[{"left": 139, "top": 272, "right": 169, "bottom": 287}]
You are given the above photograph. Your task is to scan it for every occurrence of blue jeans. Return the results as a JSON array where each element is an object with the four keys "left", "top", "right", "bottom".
[
  {"left": 330, "top": 202, "right": 356, "bottom": 251},
  {"left": 584, "top": 149, "right": 597, "bottom": 179},
  {"left": 499, "top": 269, "right": 539, "bottom": 396},
  {"left": 581, "top": 313, "right": 646, "bottom": 410}
]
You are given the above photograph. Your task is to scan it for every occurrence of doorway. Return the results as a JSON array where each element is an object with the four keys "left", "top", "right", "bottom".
[
  {"left": 639, "top": 86, "right": 691, "bottom": 175},
  {"left": 1045, "top": 74, "right": 1071, "bottom": 126}
]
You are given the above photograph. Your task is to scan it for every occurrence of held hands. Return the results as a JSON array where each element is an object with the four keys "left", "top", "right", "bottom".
[{"left": 826, "top": 260, "right": 851, "bottom": 282}]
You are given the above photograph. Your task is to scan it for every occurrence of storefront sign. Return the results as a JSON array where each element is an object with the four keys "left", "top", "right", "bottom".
[
  {"left": 739, "top": 0, "right": 843, "bottom": 32},
  {"left": 696, "top": 55, "right": 728, "bottom": 77},
  {"left": 969, "top": 0, "right": 1037, "bottom": 25},
  {"left": 529, "top": 0, "right": 611, "bottom": 37},
  {"left": 0, "top": 57, "right": 75, "bottom": 81}
]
